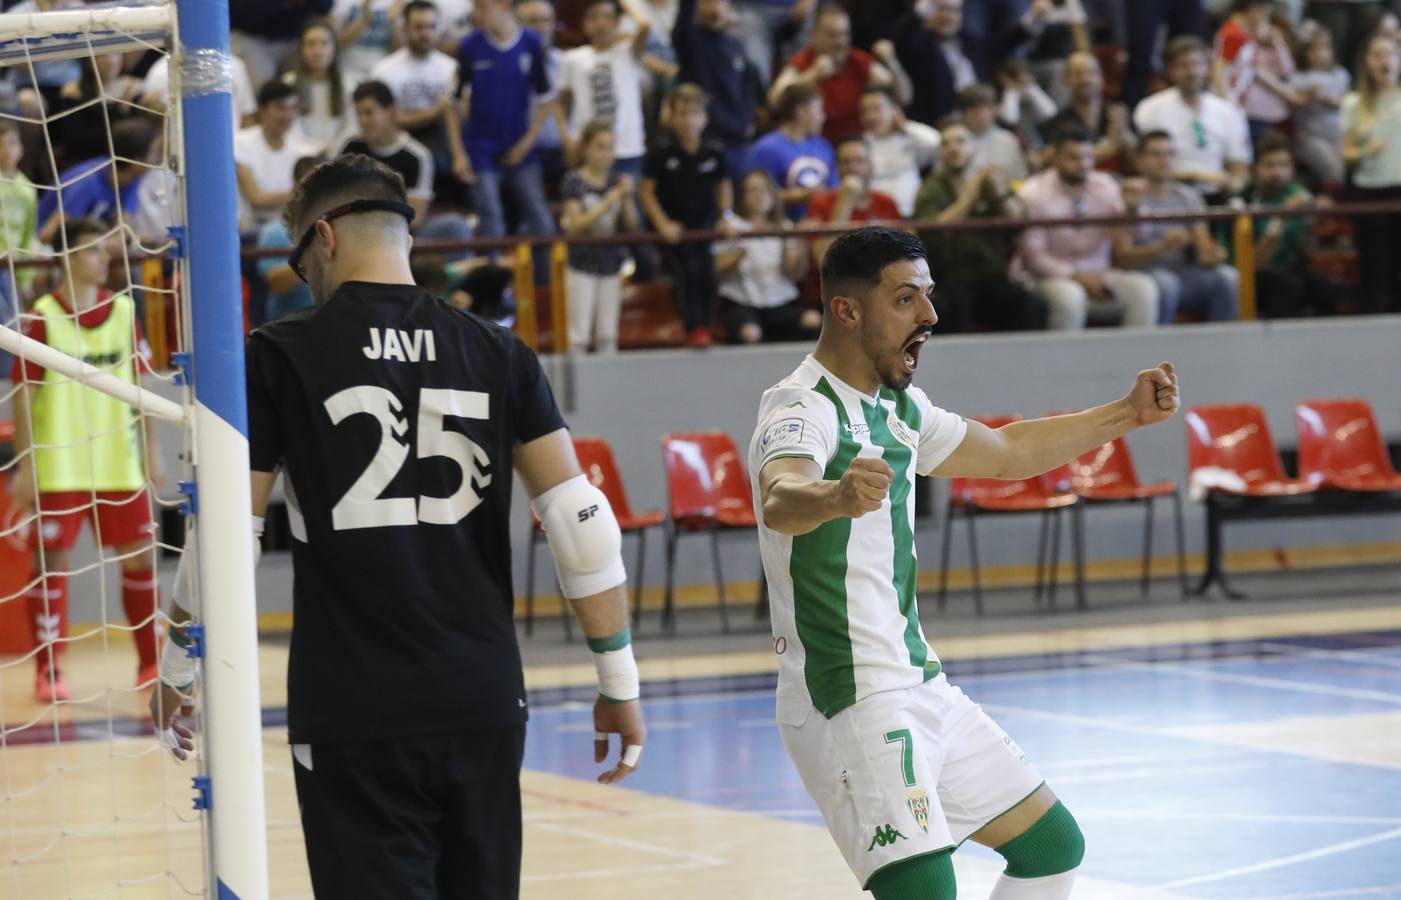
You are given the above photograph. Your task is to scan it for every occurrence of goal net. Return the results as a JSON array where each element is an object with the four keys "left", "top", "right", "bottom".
[{"left": 0, "top": 2, "right": 266, "bottom": 896}]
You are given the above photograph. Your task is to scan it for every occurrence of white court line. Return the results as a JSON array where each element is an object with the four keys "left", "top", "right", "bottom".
[
  {"left": 1080, "top": 653, "right": 1401, "bottom": 705},
  {"left": 1047, "top": 762, "right": 1259, "bottom": 786},
  {"left": 1036, "top": 750, "right": 1231, "bottom": 770},
  {"left": 1080, "top": 811, "right": 1401, "bottom": 827},
  {"left": 552, "top": 720, "right": 694, "bottom": 733},
  {"left": 1144, "top": 825, "right": 1401, "bottom": 892},
  {"left": 522, "top": 861, "right": 714, "bottom": 883},
  {"left": 1238, "top": 885, "right": 1401, "bottom": 899},
  {"left": 527, "top": 820, "right": 728, "bottom": 867},
  {"left": 1259, "top": 643, "right": 1401, "bottom": 671}
]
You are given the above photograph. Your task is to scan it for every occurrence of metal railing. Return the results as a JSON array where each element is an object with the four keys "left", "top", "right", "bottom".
[{"left": 11, "top": 198, "right": 1401, "bottom": 361}]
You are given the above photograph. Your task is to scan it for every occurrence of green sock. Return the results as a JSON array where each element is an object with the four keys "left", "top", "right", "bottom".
[
  {"left": 867, "top": 848, "right": 957, "bottom": 900},
  {"left": 994, "top": 801, "right": 1085, "bottom": 878}
]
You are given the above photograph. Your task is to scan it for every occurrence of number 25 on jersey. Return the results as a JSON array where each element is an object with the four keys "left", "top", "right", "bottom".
[{"left": 325, "top": 386, "right": 492, "bottom": 531}]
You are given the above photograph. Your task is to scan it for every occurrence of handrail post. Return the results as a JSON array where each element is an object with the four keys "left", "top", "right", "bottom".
[
  {"left": 514, "top": 241, "right": 538, "bottom": 350},
  {"left": 1232, "top": 212, "right": 1257, "bottom": 320},
  {"left": 550, "top": 241, "right": 568, "bottom": 354}
]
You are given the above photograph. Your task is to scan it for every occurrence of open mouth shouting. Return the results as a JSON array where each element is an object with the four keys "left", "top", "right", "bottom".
[{"left": 902, "top": 328, "right": 932, "bottom": 374}]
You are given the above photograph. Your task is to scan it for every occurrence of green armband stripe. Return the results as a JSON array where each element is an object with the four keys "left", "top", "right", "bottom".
[
  {"left": 586, "top": 628, "right": 632, "bottom": 653},
  {"left": 167, "top": 625, "right": 191, "bottom": 648}
]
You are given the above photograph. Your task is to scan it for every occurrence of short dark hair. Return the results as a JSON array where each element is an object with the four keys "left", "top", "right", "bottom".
[
  {"left": 957, "top": 83, "right": 997, "bottom": 111},
  {"left": 1137, "top": 129, "right": 1173, "bottom": 151},
  {"left": 833, "top": 134, "right": 866, "bottom": 155},
  {"left": 283, "top": 153, "right": 409, "bottom": 233},
  {"left": 403, "top": 0, "right": 437, "bottom": 19},
  {"left": 820, "top": 226, "right": 926, "bottom": 308},
  {"left": 111, "top": 116, "right": 157, "bottom": 162},
  {"left": 582, "top": 0, "right": 621, "bottom": 13},
  {"left": 774, "top": 83, "right": 822, "bottom": 121},
  {"left": 1255, "top": 130, "right": 1293, "bottom": 161},
  {"left": 61, "top": 215, "right": 109, "bottom": 250},
  {"left": 1163, "top": 35, "right": 1208, "bottom": 68},
  {"left": 352, "top": 79, "right": 396, "bottom": 108},
  {"left": 1049, "top": 122, "right": 1094, "bottom": 149},
  {"left": 293, "top": 154, "right": 326, "bottom": 182},
  {"left": 257, "top": 78, "right": 299, "bottom": 108},
  {"left": 860, "top": 83, "right": 897, "bottom": 104}
]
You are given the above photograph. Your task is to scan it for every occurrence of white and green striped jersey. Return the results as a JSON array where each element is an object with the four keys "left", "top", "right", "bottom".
[{"left": 749, "top": 356, "right": 967, "bottom": 726}]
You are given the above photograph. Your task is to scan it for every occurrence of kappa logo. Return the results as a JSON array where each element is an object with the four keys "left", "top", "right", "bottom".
[
  {"left": 867, "top": 824, "right": 907, "bottom": 851},
  {"left": 784, "top": 400, "right": 806, "bottom": 409},
  {"left": 843, "top": 422, "right": 870, "bottom": 438}
]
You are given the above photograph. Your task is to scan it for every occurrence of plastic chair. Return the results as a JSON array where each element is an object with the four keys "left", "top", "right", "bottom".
[
  {"left": 1295, "top": 398, "right": 1401, "bottom": 492},
  {"left": 523, "top": 436, "right": 664, "bottom": 639},
  {"left": 1044, "top": 413, "right": 1188, "bottom": 601},
  {"left": 937, "top": 416, "right": 1086, "bottom": 615},
  {"left": 1184, "top": 404, "right": 1316, "bottom": 597},
  {"left": 660, "top": 432, "right": 761, "bottom": 634}
]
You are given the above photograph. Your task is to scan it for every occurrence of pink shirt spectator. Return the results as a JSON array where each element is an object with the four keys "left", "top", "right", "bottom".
[
  {"left": 1016, "top": 168, "right": 1125, "bottom": 278},
  {"left": 1217, "top": 19, "right": 1295, "bottom": 125}
]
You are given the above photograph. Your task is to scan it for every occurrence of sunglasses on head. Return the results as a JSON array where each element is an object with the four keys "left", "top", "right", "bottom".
[{"left": 289, "top": 199, "right": 416, "bottom": 282}]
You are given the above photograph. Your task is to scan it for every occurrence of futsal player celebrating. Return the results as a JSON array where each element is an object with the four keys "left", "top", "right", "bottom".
[
  {"left": 9, "top": 216, "right": 165, "bottom": 702},
  {"left": 150, "top": 154, "right": 645, "bottom": 898},
  {"left": 750, "top": 226, "right": 1179, "bottom": 899}
]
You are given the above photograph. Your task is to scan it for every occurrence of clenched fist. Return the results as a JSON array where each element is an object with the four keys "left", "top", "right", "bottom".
[
  {"left": 1125, "top": 361, "right": 1180, "bottom": 426},
  {"left": 835, "top": 457, "right": 892, "bottom": 518}
]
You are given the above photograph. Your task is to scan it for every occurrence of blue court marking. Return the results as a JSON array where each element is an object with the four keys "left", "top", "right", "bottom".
[{"left": 524, "top": 632, "right": 1401, "bottom": 898}]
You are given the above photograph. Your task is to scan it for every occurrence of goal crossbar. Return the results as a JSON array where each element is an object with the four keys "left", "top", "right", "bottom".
[
  {"left": 0, "top": 3, "right": 170, "bottom": 65},
  {"left": 0, "top": 323, "right": 185, "bottom": 422}
]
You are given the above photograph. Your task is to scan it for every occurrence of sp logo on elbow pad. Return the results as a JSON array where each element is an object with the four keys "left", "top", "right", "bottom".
[{"left": 577, "top": 504, "right": 600, "bottom": 523}]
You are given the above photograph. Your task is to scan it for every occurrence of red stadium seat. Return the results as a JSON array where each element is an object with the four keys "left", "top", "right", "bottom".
[
  {"left": 1044, "top": 414, "right": 1188, "bottom": 600},
  {"left": 938, "top": 416, "right": 1086, "bottom": 615},
  {"left": 1184, "top": 404, "right": 1315, "bottom": 497},
  {"left": 660, "top": 431, "right": 760, "bottom": 633},
  {"left": 1295, "top": 398, "right": 1401, "bottom": 492},
  {"left": 522, "top": 436, "right": 664, "bottom": 638},
  {"left": 1184, "top": 404, "right": 1317, "bottom": 597}
]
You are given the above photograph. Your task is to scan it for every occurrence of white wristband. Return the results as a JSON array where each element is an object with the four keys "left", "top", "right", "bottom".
[
  {"left": 159, "top": 632, "right": 198, "bottom": 689},
  {"left": 593, "top": 643, "right": 640, "bottom": 703}
]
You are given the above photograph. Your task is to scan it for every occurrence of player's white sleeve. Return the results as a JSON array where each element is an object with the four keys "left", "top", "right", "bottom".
[
  {"left": 750, "top": 387, "right": 841, "bottom": 475},
  {"left": 910, "top": 387, "right": 969, "bottom": 476}
]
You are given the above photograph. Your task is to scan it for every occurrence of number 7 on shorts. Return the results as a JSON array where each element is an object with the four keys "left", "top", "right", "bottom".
[{"left": 884, "top": 729, "right": 916, "bottom": 787}]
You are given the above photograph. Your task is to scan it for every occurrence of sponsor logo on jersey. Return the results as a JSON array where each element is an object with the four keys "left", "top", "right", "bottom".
[
  {"left": 760, "top": 417, "right": 804, "bottom": 453},
  {"left": 867, "top": 824, "right": 907, "bottom": 851},
  {"left": 843, "top": 422, "right": 870, "bottom": 439},
  {"left": 906, "top": 789, "right": 930, "bottom": 834}
]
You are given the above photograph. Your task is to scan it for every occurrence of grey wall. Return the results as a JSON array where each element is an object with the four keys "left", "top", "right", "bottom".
[{"left": 58, "top": 316, "right": 1401, "bottom": 623}]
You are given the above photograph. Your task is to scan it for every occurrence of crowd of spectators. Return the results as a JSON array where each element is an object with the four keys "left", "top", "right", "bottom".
[{"left": 2, "top": 0, "right": 1401, "bottom": 353}]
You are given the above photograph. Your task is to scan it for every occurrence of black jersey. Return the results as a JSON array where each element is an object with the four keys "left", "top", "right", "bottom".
[{"left": 246, "top": 281, "right": 566, "bottom": 743}]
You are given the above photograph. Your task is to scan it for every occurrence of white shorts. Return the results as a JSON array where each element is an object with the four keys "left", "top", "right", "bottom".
[{"left": 780, "top": 673, "right": 1044, "bottom": 888}]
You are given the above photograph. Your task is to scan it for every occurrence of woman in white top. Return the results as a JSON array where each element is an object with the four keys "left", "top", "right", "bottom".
[
  {"left": 1341, "top": 32, "right": 1401, "bottom": 313},
  {"left": 715, "top": 170, "right": 814, "bottom": 344},
  {"left": 282, "top": 19, "right": 356, "bottom": 152}
]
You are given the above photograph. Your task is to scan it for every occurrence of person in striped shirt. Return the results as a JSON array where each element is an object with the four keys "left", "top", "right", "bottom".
[{"left": 750, "top": 226, "right": 1180, "bottom": 900}]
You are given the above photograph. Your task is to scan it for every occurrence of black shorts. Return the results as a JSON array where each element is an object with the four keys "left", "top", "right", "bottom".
[{"left": 293, "top": 726, "right": 526, "bottom": 899}]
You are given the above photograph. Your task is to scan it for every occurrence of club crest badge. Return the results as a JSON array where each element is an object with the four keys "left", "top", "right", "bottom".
[{"left": 906, "top": 789, "right": 930, "bottom": 834}]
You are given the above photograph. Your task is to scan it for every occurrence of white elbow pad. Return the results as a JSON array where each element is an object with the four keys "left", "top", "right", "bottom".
[{"left": 531, "top": 475, "right": 626, "bottom": 599}]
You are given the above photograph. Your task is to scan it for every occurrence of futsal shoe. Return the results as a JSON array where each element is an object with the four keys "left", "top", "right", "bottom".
[
  {"left": 136, "top": 663, "right": 159, "bottom": 691},
  {"left": 35, "top": 671, "right": 70, "bottom": 703},
  {"left": 688, "top": 326, "right": 712, "bottom": 348}
]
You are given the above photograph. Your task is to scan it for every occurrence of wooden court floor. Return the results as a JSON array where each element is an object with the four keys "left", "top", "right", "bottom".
[{"left": 4, "top": 603, "right": 1401, "bottom": 898}]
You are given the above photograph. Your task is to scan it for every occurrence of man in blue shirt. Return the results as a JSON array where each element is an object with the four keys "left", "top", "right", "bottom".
[
  {"left": 36, "top": 118, "right": 157, "bottom": 248},
  {"left": 451, "top": 0, "right": 555, "bottom": 282},
  {"left": 745, "top": 83, "right": 836, "bottom": 219},
  {"left": 673, "top": 0, "right": 761, "bottom": 182}
]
